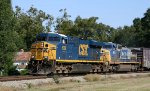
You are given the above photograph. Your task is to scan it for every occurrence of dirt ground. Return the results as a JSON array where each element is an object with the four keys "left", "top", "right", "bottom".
[
  {"left": 4, "top": 77, "right": 149, "bottom": 91},
  {"left": 1, "top": 74, "right": 150, "bottom": 91}
]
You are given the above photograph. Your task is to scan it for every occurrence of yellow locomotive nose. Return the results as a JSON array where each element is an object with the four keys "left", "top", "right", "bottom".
[
  {"left": 100, "top": 48, "right": 111, "bottom": 63},
  {"left": 30, "top": 42, "right": 56, "bottom": 61},
  {"left": 31, "top": 42, "right": 44, "bottom": 60}
]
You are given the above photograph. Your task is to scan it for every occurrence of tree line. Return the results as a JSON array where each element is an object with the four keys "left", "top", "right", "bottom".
[{"left": 0, "top": 0, "right": 150, "bottom": 75}]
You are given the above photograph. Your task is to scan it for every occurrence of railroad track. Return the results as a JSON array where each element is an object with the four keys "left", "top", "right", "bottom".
[
  {"left": 0, "top": 75, "right": 47, "bottom": 82},
  {"left": 0, "top": 71, "right": 150, "bottom": 82}
]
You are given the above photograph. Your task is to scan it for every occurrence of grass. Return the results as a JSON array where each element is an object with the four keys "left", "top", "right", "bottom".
[
  {"left": 0, "top": 86, "right": 18, "bottom": 91},
  {"left": 24, "top": 76, "right": 150, "bottom": 91},
  {"left": 3, "top": 77, "right": 150, "bottom": 91},
  {"left": 1, "top": 74, "right": 150, "bottom": 91}
]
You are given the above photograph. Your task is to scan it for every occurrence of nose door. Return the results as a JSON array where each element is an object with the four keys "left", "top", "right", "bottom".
[
  {"left": 35, "top": 42, "right": 44, "bottom": 60},
  {"left": 36, "top": 48, "right": 43, "bottom": 60}
]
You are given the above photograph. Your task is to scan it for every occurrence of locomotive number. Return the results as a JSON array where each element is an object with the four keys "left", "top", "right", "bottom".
[
  {"left": 62, "top": 46, "right": 66, "bottom": 50},
  {"left": 79, "top": 44, "right": 88, "bottom": 56}
]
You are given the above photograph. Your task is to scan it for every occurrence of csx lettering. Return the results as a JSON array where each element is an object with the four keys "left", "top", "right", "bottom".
[{"left": 79, "top": 44, "right": 88, "bottom": 56}]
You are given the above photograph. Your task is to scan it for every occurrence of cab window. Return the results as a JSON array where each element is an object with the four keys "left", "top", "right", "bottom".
[
  {"left": 48, "top": 37, "right": 60, "bottom": 41},
  {"left": 62, "top": 38, "right": 67, "bottom": 44}
]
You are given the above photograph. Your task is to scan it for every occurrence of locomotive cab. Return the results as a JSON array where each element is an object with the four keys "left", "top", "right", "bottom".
[{"left": 31, "top": 33, "right": 66, "bottom": 60}]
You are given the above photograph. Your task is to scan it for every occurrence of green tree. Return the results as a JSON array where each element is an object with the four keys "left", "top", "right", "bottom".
[
  {"left": 55, "top": 9, "right": 113, "bottom": 41},
  {"left": 14, "top": 6, "right": 54, "bottom": 50},
  {"left": 55, "top": 9, "right": 73, "bottom": 34},
  {"left": 0, "top": 0, "right": 13, "bottom": 31},
  {"left": 133, "top": 18, "right": 143, "bottom": 47},
  {"left": 93, "top": 23, "right": 113, "bottom": 42},
  {"left": 140, "top": 8, "right": 150, "bottom": 47},
  {"left": 114, "top": 26, "right": 136, "bottom": 47},
  {"left": 131, "top": 8, "right": 150, "bottom": 47},
  {"left": 73, "top": 16, "right": 98, "bottom": 39},
  {"left": 0, "top": 0, "right": 20, "bottom": 75}
]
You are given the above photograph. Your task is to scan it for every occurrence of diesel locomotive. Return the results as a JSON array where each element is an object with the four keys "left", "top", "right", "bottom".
[{"left": 28, "top": 32, "right": 150, "bottom": 75}]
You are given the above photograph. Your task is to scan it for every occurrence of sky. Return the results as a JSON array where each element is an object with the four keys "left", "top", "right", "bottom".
[{"left": 12, "top": 0, "right": 150, "bottom": 29}]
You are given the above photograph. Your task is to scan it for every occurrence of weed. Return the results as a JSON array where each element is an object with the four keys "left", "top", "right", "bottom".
[
  {"left": 120, "top": 76, "right": 129, "bottom": 79},
  {"left": 26, "top": 83, "right": 32, "bottom": 89},
  {"left": 69, "top": 78, "right": 81, "bottom": 83},
  {"left": 53, "top": 75, "right": 60, "bottom": 84},
  {"left": 147, "top": 74, "right": 150, "bottom": 77}
]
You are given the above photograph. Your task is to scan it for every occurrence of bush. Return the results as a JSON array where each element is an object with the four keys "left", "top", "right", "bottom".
[
  {"left": 20, "top": 69, "right": 29, "bottom": 75},
  {"left": 8, "top": 66, "right": 20, "bottom": 76},
  {"left": 84, "top": 74, "right": 101, "bottom": 82}
]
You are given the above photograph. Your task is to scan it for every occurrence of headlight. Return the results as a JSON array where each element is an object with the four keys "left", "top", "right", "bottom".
[
  {"left": 43, "top": 56, "right": 48, "bottom": 59},
  {"left": 43, "top": 56, "right": 48, "bottom": 61},
  {"left": 31, "top": 55, "right": 35, "bottom": 58},
  {"left": 41, "top": 43, "right": 44, "bottom": 47},
  {"left": 44, "top": 56, "right": 48, "bottom": 58}
]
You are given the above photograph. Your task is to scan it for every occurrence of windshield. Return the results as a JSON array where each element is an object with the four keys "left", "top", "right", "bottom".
[
  {"left": 48, "top": 37, "right": 60, "bottom": 41},
  {"left": 48, "top": 37, "right": 60, "bottom": 44},
  {"left": 36, "top": 36, "right": 47, "bottom": 41},
  {"left": 103, "top": 45, "right": 112, "bottom": 49},
  {"left": 36, "top": 33, "right": 61, "bottom": 44}
]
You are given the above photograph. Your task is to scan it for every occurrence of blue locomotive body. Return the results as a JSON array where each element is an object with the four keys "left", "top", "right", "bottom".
[
  {"left": 102, "top": 42, "right": 139, "bottom": 63},
  {"left": 56, "top": 36, "right": 103, "bottom": 62}
]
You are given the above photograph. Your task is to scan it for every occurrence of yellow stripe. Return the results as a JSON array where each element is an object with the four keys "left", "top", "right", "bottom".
[
  {"left": 120, "top": 62, "right": 140, "bottom": 64},
  {"left": 110, "top": 62, "right": 140, "bottom": 64},
  {"left": 56, "top": 60, "right": 140, "bottom": 64},
  {"left": 56, "top": 59, "right": 104, "bottom": 63}
]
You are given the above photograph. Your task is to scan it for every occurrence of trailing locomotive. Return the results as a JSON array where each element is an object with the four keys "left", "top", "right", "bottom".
[
  {"left": 28, "top": 32, "right": 150, "bottom": 75},
  {"left": 102, "top": 42, "right": 140, "bottom": 72}
]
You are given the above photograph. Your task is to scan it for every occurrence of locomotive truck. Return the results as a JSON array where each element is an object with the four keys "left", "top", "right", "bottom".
[{"left": 28, "top": 32, "right": 150, "bottom": 75}]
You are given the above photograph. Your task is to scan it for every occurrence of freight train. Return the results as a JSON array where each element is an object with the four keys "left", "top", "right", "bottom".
[{"left": 28, "top": 32, "right": 150, "bottom": 75}]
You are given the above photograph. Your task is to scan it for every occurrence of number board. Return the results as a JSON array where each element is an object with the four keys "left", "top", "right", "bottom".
[{"left": 62, "top": 46, "right": 66, "bottom": 50}]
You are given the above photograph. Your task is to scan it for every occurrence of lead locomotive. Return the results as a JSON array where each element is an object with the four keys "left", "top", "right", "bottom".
[{"left": 28, "top": 32, "right": 150, "bottom": 75}]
